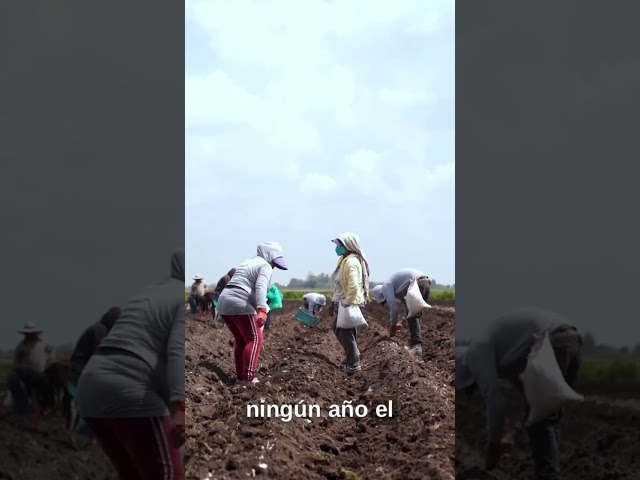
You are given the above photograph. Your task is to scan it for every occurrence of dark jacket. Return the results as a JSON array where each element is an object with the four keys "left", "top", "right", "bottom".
[
  {"left": 213, "top": 268, "right": 236, "bottom": 302},
  {"left": 68, "top": 306, "right": 121, "bottom": 385}
]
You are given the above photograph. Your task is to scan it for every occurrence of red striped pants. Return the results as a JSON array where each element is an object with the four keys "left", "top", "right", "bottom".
[
  {"left": 222, "top": 314, "right": 263, "bottom": 381},
  {"left": 85, "top": 416, "right": 184, "bottom": 480}
]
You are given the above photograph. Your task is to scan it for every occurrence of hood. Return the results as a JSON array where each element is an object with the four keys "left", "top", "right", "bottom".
[
  {"left": 372, "top": 285, "right": 384, "bottom": 303},
  {"left": 171, "top": 249, "right": 185, "bottom": 282},
  {"left": 256, "top": 242, "right": 284, "bottom": 264},
  {"left": 455, "top": 346, "right": 475, "bottom": 390}
]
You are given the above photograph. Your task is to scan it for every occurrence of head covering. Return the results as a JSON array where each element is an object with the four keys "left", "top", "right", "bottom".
[
  {"left": 372, "top": 284, "right": 385, "bottom": 303},
  {"left": 17, "top": 323, "right": 42, "bottom": 335},
  {"left": 316, "top": 294, "right": 327, "bottom": 306},
  {"left": 257, "top": 242, "right": 288, "bottom": 270},
  {"left": 455, "top": 346, "right": 475, "bottom": 390},
  {"left": 193, "top": 274, "right": 203, "bottom": 281},
  {"left": 171, "top": 249, "right": 185, "bottom": 282},
  {"left": 332, "top": 232, "right": 370, "bottom": 299}
]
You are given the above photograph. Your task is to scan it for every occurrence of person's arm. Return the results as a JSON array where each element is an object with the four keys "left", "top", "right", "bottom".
[
  {"left": 382, "top": 282, "right": 399, "bottom": 326},
  {"left": 167, "top": 306, "right": 185, "bottom": 406},
  {"left": 342, "top": 258, "right": 363, "bottom": 305},
  {"left": 255, "top": 264, "right": 272, "bottom": 310},
  {"left": 466, "top": 342, "right": 505, "bottom": 445}
]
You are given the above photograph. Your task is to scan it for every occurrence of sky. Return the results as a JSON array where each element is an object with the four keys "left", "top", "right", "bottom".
[
  {"left": 185, "top": 0, "right": 455, "bottom": 289},
  {"left": 1, "top": 3, "right": 184, "bottom": 349}
]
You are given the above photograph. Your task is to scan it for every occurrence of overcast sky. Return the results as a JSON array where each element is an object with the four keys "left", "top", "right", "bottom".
[{"left": 185, "top": 0, "right": 455, "bottom": 288}]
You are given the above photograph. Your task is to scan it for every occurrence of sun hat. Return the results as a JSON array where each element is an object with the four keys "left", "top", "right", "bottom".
[
  {"left": 193, "top": 274, "right": 204, "bottom": 281},
  {"left": 17, "top": 323, "right": 43, "bottom": 335}
]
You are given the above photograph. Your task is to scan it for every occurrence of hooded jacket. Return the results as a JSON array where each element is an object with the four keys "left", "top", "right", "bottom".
[
  {"left": 455, "top": 308, "right": 574, "bottom": 444},
  {"left": 373, "top": 268, "right": 429, "bottom": 326},
  {"left": 96, "top": 249, "right": 185, "bottom": 404},
  {"left": 331, "top": 233, "right": 370, "bottom": 306},
  {"left": 217, "top": 243, "right": 284, "bottom": 316}
]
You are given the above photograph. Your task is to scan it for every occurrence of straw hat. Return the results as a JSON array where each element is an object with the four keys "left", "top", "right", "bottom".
[
  {"left": 193, "top": 274, "right": 204, "bottom": 281},
  {"left": 17, "top": 322, "right": 43, "bottom": 335}
]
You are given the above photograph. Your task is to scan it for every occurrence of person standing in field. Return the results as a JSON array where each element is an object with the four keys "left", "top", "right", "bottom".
[
  {"left": 67, "top": 306, "right": 121, "bottom": 436},
  {"left": 211, "top": 268, "right": 236, "bottom": 326},
  {"left": 187, "top": 274, "right": 207, "bottom": 314},
  {"left": 217, "top": 242, "right": 288, "bottom": 386},
  {"left": 329, "top": 233, "right": 371, "bottom": 376},
  {"left": 372, "top": 269, "right": 432, "bottom": 354},
  {"left": 302, "top": 292, "right": 327, "bottom": 316},
  {"left": 7, "top": 323, "right": 56, "bottom": 428},
  {"left": 76, "top": 250, "right": 185, "bottom": 480},
  {"left": 455, "top": 308, "right": 582, "bottom": 479}
]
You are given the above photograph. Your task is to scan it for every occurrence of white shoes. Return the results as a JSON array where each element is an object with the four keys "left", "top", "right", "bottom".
[{"left": 235, "top": 378, "right": 260, "bottom": 387}]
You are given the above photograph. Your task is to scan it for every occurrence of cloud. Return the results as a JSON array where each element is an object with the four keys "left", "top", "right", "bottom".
[{"left": 186, "top": 0, "right": 455, "bottom": 286}]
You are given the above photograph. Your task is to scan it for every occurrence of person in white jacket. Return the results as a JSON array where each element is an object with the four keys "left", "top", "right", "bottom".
[{"left": 302, "top": 292, "right": 326, "bottom": 316}]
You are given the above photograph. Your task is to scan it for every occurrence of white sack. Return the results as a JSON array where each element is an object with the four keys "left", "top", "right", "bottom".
[
  {"left": 337, "top": 304, "right": 368, "bottom": 329},
  {"left": 405, "top": 278, "right": 432, "bottom": 318},
  {"left": 520, "top": 331, "right": 584, "bottom": 427}
]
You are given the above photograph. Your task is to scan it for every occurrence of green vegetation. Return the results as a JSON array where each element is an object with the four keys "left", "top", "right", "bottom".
[
  {"left": 185, "top": 288, "right": 455, "bottom": 302},
  {"left": 579, "top": 355, "right": 640, "bottom": 382},
  {"left": 312, "top": 453, "right": 329, "bottom": 464},
  {"left": 0, "top": 359, "right": 9, "bottom": 384},
  {"left": 339, "top": 469, "right": 360, "bottom": 480}
]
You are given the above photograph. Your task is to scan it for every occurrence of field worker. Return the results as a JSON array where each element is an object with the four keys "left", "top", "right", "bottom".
[
  {"left": 455, "top": 308, "right": 582, "bottom": 478},
  {"left": 67, "top": 306, "right": 121, "bottom": 436},
  {"left": 302, "top": 292, "right": 326, "bottom": 316},
  {"left": 212, "top": 268, "right": 237, "bottom": 325},
  {"left": 372, "top": 269, "right": 432, "bottom": 355},
  {"left": 188, "top": 274, "right": 207, "bottom": 314},
  {"left": 76, "top": 250, "right": 185, "bottom": 479},
  {"left": 264, "top": 284, "right": 283, "bottom": 331},
  {"left": 6, "top": 323, "right": 56, "bottom": 424},
  {"left": 217, "top": 242, "right": 288, "bottom": 386},
  {"left": 330, "top": 233, "right": 371, "bottom": 376}
]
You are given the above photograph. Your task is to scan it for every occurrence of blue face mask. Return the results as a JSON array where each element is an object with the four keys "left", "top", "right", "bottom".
[{"left": 335, "top": 245, "right": 347, "bottom": 257}]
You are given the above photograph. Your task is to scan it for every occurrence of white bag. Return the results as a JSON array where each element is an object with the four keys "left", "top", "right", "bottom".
[
  {"left": 520, "top": 331, "right": 584, "bottom": 426},
  {"left": 337, "top": 304, "right": 368, "bottom": 329},
  {"left": 404, "top": 279, "right": 432, "bottom": 318}
]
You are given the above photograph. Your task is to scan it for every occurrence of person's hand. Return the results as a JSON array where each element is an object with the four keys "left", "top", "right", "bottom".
[
  {"left": 389, "top": 324, "right": 401, "bottom": 337},
  {"left": 170, "top": 402, "right": 185, "bottom": 447},
  {"left": 256, "top": 308, "right": 268, "bottom": 326}
]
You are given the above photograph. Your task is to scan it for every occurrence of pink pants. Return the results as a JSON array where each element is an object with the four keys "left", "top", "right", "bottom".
[
  {"left": 85, "top": 416, "right": 184, "bottom": 480},
  {"left": 222, "top": 314, "right": 263, "bottom": 381}
]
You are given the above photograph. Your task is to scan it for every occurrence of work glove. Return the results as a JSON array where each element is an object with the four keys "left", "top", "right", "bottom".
[
  {"left": 256, "top": 308, "right": 268, "bottom": 326},
  {"left": 170, "top": 401, "right": 186, "bottom": 447},
  {"left": 389, "top": 323, "right": 402, "bottom": 337}
]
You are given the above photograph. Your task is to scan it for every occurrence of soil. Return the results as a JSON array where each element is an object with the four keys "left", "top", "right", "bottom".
[
  {"left": 0, "top": 405, "right": 114, "bottom": 479},
  {"left": 455, "top": 377, "right": 640, "bottom": 479},
  {"left": 185, "top": 299, "right": 456, "bottom": 480}
]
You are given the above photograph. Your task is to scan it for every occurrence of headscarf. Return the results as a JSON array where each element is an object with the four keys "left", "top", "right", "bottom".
[{"left": 333, "top": 232, "right": 371, "bottom": 300}]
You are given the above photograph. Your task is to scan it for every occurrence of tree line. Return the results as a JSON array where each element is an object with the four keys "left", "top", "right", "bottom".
[{"left": 277, "top": 272, "right": 454, "bottom": 291}]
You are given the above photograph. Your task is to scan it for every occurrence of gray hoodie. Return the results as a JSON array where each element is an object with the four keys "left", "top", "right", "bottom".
[
  {"left": 95, "top": 250, "right": 185, "bottom": 404},
  {"left": 373, "top": 268, "right": 428, "bottom": 326},
  {"left": 217, "top": 243, "right": 283, "bottom": 316},
  {"left": 456, "top": 308, "right": 569, "bottom": 443}
]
